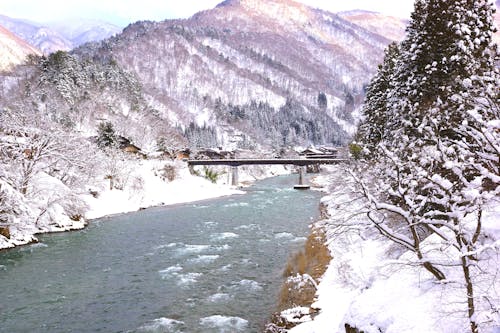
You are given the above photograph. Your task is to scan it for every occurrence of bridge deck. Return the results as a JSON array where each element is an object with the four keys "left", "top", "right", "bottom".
[{"left": 187, "top": 158, "right": 347, "bottom": 166}]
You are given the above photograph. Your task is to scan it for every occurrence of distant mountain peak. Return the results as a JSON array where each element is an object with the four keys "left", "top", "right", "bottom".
[
  {"left": 0, "top": 15, "right": 122, "bottom": 54},
  {"left": 207, "top": 0, "right": 322, "bottom": 32},
  {"left": 215, "top": 0, "right": 307, "bottom": 14}
]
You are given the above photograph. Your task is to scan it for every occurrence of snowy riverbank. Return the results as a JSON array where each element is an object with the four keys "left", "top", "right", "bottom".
[
  {"left": 0, "top": 159, "right": 291, "bottom": 250},
  {"left": 286, "top": 165, "right": 500, "bottom": 333}
]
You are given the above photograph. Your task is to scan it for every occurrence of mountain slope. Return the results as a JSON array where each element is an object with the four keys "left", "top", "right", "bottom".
[
  {"left": 338, "top": 10, "right": 408, "bottom": 41},
  {"left": 72, "top": 0, "right": 391, "bottom": 148},
  {"left": 0, "top": 24, "right": 41, "bottom": 72}
]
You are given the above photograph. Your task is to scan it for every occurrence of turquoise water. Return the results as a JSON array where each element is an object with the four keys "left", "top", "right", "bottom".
[{"left": 0, "top": 175, "right": 322, "bottom": 332}]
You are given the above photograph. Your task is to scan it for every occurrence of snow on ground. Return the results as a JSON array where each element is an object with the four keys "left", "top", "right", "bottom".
[
  {"left": 84, "top": 159, "right": 245, "bottom": 219},
  {"left": 292, "top": 165, "right": 500, "bottom": 333},
  {"left": 0, "top": 158, "right": 291, "bottom": 250}
]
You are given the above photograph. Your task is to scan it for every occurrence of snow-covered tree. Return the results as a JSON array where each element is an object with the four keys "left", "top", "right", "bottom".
[
  {"left": 97, "top": 121, "right": 118, "bottom": 148},
  {"left": 355, "top": 0, "right": 499, "bottom": 332},
  {"left": 0, "top": 106, "right": 99, "bottom": 232},
  {"left": 356, "top": 42, "right": 399, "bottom": 153}
]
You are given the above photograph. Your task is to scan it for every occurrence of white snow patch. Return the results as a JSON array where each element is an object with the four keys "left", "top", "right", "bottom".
[
  {"left": 84, "top": 160, "right": 244, "bottom": 220},
  {"left": 281, "top": 307, "right": 312, "bottom": 324},
  {"left": 290, "top": 167, "right": 500, "bottom": 333}
]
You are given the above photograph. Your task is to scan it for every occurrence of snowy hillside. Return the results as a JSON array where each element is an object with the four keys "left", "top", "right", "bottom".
[
  {"left": 0, "top": 24, "right": 41, "bottom": 71},
  {"left": 1, "top": 0, "right": 399, "bottom": 150}
]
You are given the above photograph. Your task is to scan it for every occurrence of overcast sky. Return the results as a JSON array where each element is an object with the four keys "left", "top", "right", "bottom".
[{"left": 0, "top": 0, "right": 415, "bottom": 27}]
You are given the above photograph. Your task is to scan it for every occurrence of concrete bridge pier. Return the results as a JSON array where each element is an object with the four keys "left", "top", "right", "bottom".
[
  {"left": 294, "top": 166, "right": 310, "bottom": 190},
  {"left": 231, "top": 166, "right": 239, "bottom": 186}
]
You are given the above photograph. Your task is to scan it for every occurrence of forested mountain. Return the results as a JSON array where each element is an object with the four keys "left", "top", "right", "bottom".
[
  {"left": 0, "top": 24, "right": 41, "bottom": 71},
  {"left": 63, "top": 0, "right": 393, "bottom": 149}
]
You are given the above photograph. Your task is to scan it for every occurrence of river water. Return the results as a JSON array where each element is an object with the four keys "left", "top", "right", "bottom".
[{"left": 0, "top": 175, "right": 323, "bottom": 333}]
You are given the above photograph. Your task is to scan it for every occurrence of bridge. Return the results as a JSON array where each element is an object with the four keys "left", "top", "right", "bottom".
[{"left": 187, "top": 158, "right": 347, "bottom": 189}]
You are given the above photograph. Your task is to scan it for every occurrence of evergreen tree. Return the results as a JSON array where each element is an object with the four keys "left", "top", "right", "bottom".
[
  {"left": 317, "top": 92, "right": 327, "bottom": 109},
  {"left": 385, "top": 0, "right": 499, "bottom": 209},
  {"left": 356, "top": 42, "right": 400, "bottom": 153},
  {"left": 387, "top": 0, "right": 498, "bottom": 143},
  {"left": 97, "top": 122, "right": 117, "bottom": 148}
]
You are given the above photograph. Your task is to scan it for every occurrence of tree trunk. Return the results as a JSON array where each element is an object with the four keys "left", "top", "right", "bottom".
[
  {"left": 410, "top": 224, "right": 446, "bottom": 280},
  {"left": 422, "top": 261, "right": 446, "bottom": 281},
  {"left": 461, "top": 255, "right": 478, "bottom": 333}
]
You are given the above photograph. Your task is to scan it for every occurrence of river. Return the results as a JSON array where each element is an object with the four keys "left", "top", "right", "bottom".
[{"left": 0, "top": 175, "right": 323, "bottom": 332}]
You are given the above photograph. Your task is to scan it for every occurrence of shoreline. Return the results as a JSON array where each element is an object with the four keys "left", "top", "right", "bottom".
[{"left": 265, "top": 175, "right": 332, "bottom": 331}]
